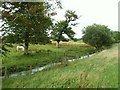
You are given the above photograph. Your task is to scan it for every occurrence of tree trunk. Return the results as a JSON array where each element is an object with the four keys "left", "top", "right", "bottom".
[
  {"left": 56, "top": 40, "right": 60, "bottom": 48},
  {"left": 24, "top": 41, "right": 29, "bottom": 55},
  {"left": 24, "top": 32, "right": 29, "bottom": 55}
]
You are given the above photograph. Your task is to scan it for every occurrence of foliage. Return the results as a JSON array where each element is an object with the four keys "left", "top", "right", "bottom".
[
  {"left": 82, "top": 24, "right": 113, "bottom": 50},
  {"left": 1, "top": 1, "right": 62, "bottom": 54},
  {"left": 0, "top": 36, "right": 13, "bottom": 57},
  {"left": 51, "top": 10, "right": 79, "bottom": 47},
  {"left": 1, "top": 43, "right": 9, "bottom": 57},
  {"left": 111, "top": 31, "right": 120, "bottom": 43}
]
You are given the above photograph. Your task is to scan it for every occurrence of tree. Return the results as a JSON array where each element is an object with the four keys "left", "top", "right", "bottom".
[
  {"left": 51, "top": 10, "right": 79, "bottom": 47},
  {"left": 1, "top": 1, "right": 62, "bottom": 55},
  {"left": 82, "top": 24, "right": 112, "bottom": 50},
  {"left": 0, "top": 36, "right": 13, "bottom": 57},
  {"left": 111, "top": 31, "right": 120, "bottom": 43}
]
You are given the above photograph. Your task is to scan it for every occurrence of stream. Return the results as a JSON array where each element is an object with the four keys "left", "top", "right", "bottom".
[{"left": 1, "top": 53, "right": 96, "bottom": 78}]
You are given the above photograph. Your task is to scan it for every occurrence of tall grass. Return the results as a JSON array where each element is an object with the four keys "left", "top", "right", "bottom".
[
  {"left": 2, "top": 43, "right": 96, "bottom": 75},
  {"left": 2, "top": 44, "right": 118, "bottom": 88}
]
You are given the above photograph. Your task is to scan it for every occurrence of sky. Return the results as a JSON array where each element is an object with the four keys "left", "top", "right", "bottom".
[
  {"left": 53, "top": 0, "right": 119, "bottom": 38},
  {"left": 0, "top": 0, "right": 119, "bottom": 38}
]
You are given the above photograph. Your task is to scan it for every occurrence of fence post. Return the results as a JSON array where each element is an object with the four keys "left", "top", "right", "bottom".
[
  {"left": 63, "top": 50, "right": 68, "bottom": 66},
  {"left": 54, "top": 52, "right": 56, "bottom": 62},
  {"left": 76, "top": 55, "right": 79, "bottom": 60},
  {"left": 5, "top": 66, "right": 8, "bottom": 78},
  {"left": 29, "top": 65, "right": 32, "bottom": 74},
  {"left": 47, "top": 50, "right": 50, "bottom": 56}
]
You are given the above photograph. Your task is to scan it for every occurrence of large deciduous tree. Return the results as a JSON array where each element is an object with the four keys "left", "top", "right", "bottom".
[
  {"left": 1, "top": 1, "right": 62, "bottom": 55},
  {"left": 82, "top": 24, "right": 112, "bottom": 50},
  {"left": 51, "top": 10, "right": 79, "bottom": 47}
]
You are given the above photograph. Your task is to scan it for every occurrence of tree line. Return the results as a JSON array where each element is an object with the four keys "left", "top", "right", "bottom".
[{"left": 0, "top": 1, "right": 119, "bottom": 55}]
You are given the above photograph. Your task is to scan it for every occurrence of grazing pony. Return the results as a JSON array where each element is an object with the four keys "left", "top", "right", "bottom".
[{"left": 16, "top": 45, "right": 25, "bottom": 51}]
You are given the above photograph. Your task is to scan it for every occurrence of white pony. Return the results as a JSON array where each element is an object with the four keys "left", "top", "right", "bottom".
[{"left": 16, "top": 45, "right": 25, "bottom": 51}]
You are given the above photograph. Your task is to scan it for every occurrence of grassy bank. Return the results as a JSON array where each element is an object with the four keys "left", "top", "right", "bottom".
[
  {"left": 2, "top": 42, "right": 96, "bottom": 75},
  {"left": 2, "top": 44, "right": 118, "bottom": 88}
]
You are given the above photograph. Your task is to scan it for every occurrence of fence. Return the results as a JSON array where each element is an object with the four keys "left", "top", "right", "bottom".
[{"left": 2, "top": 47, "right": 96, "bottom": 78}]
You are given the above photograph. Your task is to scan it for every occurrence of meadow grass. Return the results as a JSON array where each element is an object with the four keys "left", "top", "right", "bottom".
[
  {"left": 2, "top": 42, "right": 95, "bottom": 74},
  {"left": 2, "top": 44, "right": 118, "bottom": 88}
]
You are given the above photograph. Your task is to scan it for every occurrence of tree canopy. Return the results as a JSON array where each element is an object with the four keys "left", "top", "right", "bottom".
[
  {"left": 1, "top": 1, "right": 62, "bottom": 55},
  {"left": 82, "top": 24, "right": 112, "bottom": 50},
  {"left": 111, "top": 31, "right": 120, "bottom": 43},
  {"left": 51, "top": 10, "right": 79, "bottom": 47}
]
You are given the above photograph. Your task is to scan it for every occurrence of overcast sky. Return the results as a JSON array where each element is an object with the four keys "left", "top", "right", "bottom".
[
  {"left": 54, "top": 0, "right": 119, "bottom": 38},
  {"left": 0, "top": 0, "right": 119, "bottom": 38}
]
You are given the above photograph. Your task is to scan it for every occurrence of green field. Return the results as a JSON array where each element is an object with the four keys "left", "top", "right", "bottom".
[
  {"left": 2, "top": 43, "right": 118, "bottom": 88},
  {"left": 2, "top": 42, "right": 96, "bottom": 75}
]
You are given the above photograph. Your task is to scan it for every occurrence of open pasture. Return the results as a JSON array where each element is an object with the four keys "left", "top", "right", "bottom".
[
  {"left": 2, "top": 44, "right": 118, "bottom": 88},
  {"left": 2, "top": 42, "right": 96, "bottom": 75}
]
